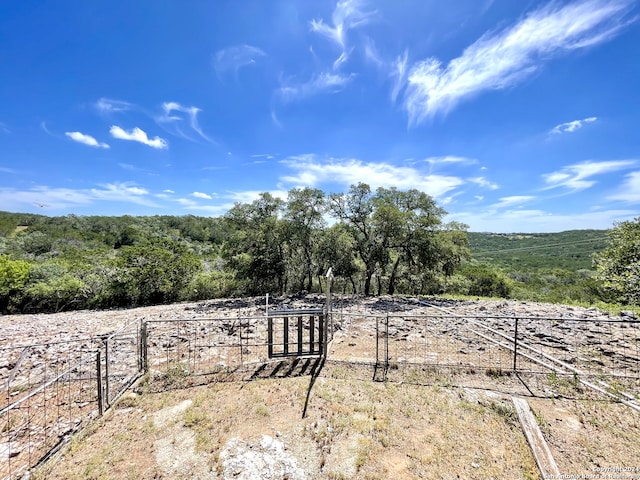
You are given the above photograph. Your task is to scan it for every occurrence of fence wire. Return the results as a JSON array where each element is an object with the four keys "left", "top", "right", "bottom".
[{"left": 0, "top": 352, "right": 100, "bottom": 480}]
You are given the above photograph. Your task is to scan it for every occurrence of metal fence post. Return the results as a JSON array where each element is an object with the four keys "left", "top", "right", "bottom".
[
  {"left": 385, "top": 314, "right": 390, "bottom": 372},
  {"left": 513, "top": 317, "right": 519, "bottom": 371},
  {"left": 104, "top": 338, "right": 110, "bottom": 406},
  {"left": 140, "top": 321, "right": 148, "bottom": 373},
  {"left": 96, "top": 351, "right": 103, "bottom": 416}
]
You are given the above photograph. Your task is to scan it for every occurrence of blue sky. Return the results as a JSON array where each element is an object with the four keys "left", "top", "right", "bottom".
[{"left": 1, "top": 0, "right": 639, "bottom": 232}]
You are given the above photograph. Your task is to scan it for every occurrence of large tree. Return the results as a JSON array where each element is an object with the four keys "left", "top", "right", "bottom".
[
  {"left": 222, "top": 193, "right": 288, "bottom": 294},
  {"left": 594, "top": 218, "right": 640, "bottom": 305}
]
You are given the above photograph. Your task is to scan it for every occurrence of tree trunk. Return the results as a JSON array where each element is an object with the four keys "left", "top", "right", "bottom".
[{"left": 387, "top": 257, "right": 401, "bottom": 295}]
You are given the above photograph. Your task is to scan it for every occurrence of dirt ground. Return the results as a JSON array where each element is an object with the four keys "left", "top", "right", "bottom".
[{"left": 36, "top": 360, "right": 640, "bottom": 480}]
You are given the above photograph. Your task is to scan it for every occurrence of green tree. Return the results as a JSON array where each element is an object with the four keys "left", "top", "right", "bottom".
[
  {"left": 222, "top": 193, "right": 287, "bottom": 294},
  {"left": 594, "top": 218, "right": 640, "bottom": 305},
  {"left": 0, "top": 254, "right": 31, "bottom": 312},
  {"left": 110, "top": 239, "right": 200, "bottom": 306},
  {"left": 328, "top": 183, "right": 383, "bottom": 295},
  {"left": 284, "top": 188, "right": 326, "bottom": 292}
]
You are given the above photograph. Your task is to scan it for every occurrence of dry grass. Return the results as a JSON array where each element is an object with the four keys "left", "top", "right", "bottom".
[{"left": 38, "top": 362, "right": 543, "bottom": 480}]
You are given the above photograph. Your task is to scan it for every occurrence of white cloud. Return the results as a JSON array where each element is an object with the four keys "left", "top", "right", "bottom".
[
  {"left": 310, "top": 0, "right": 376, "bottom": 69},
  {"left": 363, "top": 36, "right": 383, "bottom": 68},
  {"left": 550, "top": 116, "right": 597, "bottom": 134},
  {"left": 426, "top": 156, "right": 478, "bottom": 166},
  {"left": 543, "top": 160, "right": 636, "bottom": 191},
  {"left": 468, "top": 177, "right": 499, "bottom": 190},
  {"left": 278, "top": 72, "right": 355, "bottom": 102},
  {"left": 0, "top": 182, "right": 157, "bottom": 211},
  {"left": 192, "top": 191, "right": 212, "bottom": 200},
  {"left": 214, "top": 44, "right": 266, "bottom": 76},
  {"left": 110, "top": 125, "right": 168, "bottom": 149},
  {"left": 280, "top": 155, "right": 463, "bottom": 199},
  {"left": 95, "top": 97, "right": 134, "bottom": 114},
  {"left": 390, "top": 51, "right": 409, "bottom": 103},
  {"left": 0, "top": 122, "right": 10, "bottom": 134},
  {"left": 65, "top": 131, "right": 110, "bottom": 149},
  {"left": 158, "top": 102, "right": 211, "bottom": 142},
  {"left": 608, "top": 171, "right": 640, "bottom": 203},
  {"left": 163, "top": 189, "right": 175, "bottom": 194},
  {"left": 400, "top": 0, "right": 633, "bottom": 125},
  {"left": 449, "top": 208, "right": 638, "bottom": 233},
  {"left": 491, "top": 196, "right": 535, "bottom": 209}
]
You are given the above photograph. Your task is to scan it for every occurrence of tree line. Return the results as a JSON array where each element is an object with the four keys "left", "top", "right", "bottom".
[{"left": 0, "top": 186, "right": 637, "bottom": 314}]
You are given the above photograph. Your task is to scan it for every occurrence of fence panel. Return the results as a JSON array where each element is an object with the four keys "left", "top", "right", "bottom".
[
  {"left": 144, "top": 316, "right": 271, "bottom": 377},
  {"left": 103, "top": 321, "right": 143, "bottom": 407},
  {"left": 0, "top": 352, "right": 101, "bottom": 480}
]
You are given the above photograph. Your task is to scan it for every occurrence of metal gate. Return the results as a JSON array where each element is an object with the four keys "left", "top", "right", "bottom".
[{"left": 267, "top": 309, "right": 325, "bottom": 358}]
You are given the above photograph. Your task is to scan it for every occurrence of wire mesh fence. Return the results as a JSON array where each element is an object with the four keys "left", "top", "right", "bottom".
[
  {"left": 330, "top": 311, "right": 640, "bottom": 403},
  {"left": 0, "top": 321, "right": 143, "bottom": 480},
  {"left": 103, "top": 321, "right": 143, "bottom": 406},
  {"left": 0, "top": 352, "right": 101, "bottom": 480},
  {"left": 144, "top": 316, "right": 272, "bottom": 378}
]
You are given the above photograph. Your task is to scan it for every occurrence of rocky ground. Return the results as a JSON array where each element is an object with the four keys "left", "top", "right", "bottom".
[{"left": 2, "top": 296, "right": 639, "bottom": 479}]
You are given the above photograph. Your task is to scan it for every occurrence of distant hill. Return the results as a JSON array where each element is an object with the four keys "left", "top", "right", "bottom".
[{"left": 468, "top": 230, "right": 609, "bottom": 271}]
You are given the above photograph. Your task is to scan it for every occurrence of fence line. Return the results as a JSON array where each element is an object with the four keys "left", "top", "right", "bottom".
[
  {"left": 2, "top": 308, "right": 638, "bottom": 478},
  {"left": 1, "top": 321, "right": 143, "bottom": 480}
]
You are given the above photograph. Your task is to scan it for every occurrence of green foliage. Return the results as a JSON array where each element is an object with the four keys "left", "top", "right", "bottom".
[
  {"left": 108, "top": 239, "right": 200, "bottom": 307},
  {"left": 594, "top": 218, "right": 640, "bottom": 305},
  {"left": 461, "top": 264, "right": 512, "bottom": 298},
  {"left": 2, "top": 195, "right": 625, "bottom": 313},
  {"left": 0, "top": 255, "right": 31, "bottom": 311}
]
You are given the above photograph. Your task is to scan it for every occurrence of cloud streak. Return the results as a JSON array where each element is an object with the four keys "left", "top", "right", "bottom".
[
  {"left": 214, "top": 44, "right": 266, "bottom": 77},
  {"left": 400, "top": 0, "right": 633, "bottom": 125},
  {"left": 278, "top": 72, "right": 355, "bottom": 102},
  {"left": 110, "top": 125, "right": 168, "bottom": 149},
  {"left": 550, "top": 116, "right": 597, "bottom": 134},
  {"left": 608, "top": 171, "right": 640, "bottom": 203},
  {"left": 310, "top": 0, "right": 376, "bottom": 70},
  {"left": 0, "top": 182, "right": 157, "bottom": 211},
  {"left": 543, "top": 160, "right": 636, "bottom": 191},
  {"left": 158, "top": 102, "right": 212, "bottom": 142},
  {"left": 65, "top": 131, "right": 110, "bottom": 148},
  {"left": 280, "top": 155, "right": 464, "bottom": 199}
]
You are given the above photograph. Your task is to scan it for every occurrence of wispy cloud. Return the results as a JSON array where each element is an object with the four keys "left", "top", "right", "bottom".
[
  {"left": 310, "top": 0, "right": 376, "bottom": 69},
  {"left": 192, "top": 191, "right": 212, "bottom": 200},
  {"left": 468, "top": 177, "right": 499, "bottom": 190},
  {"left": 157, "top": 101, "right": 212, "bottom": 142},
  {"left": 543, "top": 160, "right": 636, "bottom": 191},
  {"left": 0, "top": 182, "right": 157, "bottom": 211},
  {"left": 278, "top": 72, "right": 355, "bottom": 102},
  {"left": 65, "top": 131, "right": 110, "bottom": 149},
  {"left": 400, "top": 0, "right": 633, "bottom": 125},
  {"left": 425, "top": 156, "right": 478, "bottom": 166},
  {"left": 608, "top": 171, "right": 640, "bottom": 203},
  {"left": 390, "top": 51, "right": 409, "bottom": 103},
  {"left": 95, "top": 97, "right": 134, "bottom": 114},
  {"left": 491, "top": 196, "right": 535, "bottom": 209},
  {"left": 280, "top": 155, "right": 463, "bottom": 199},
  {"left": 109, "top": 125, "right": 168, "bottom": 149},
  {"left": 0, "top": 122, "right": 10, "bottom": 134},
  {"left": 214, "top": 44, "right": 266, "bottom": 77},
  {"left": 450, "top": 208, "right": 637, "bottom": 232},
  {"left": 550, "top": 116, "right": 597, "bottom": 134},
  {"left": 0, "top": 167, "right": 17, "bottom": 174}
]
